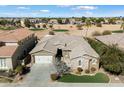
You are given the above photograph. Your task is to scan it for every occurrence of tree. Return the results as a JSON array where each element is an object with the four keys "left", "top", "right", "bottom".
[
  {"left": 81, "top": 16, "right": 87, "bottom": 23},
  {"left": 122, "top": 17, "right": 124, "bottom": 22},
  {"left": 85, "top": 19, "right": 92, "bottom": 37},
  {"left": 0, "top": 19, "right": 8, "bottom": 26},
  {"left": 57, "top": 19, "right": 63, "bottom": 24},
  {"left": 37, "top": 25, "right": 40, "bottom": 28},
  {"left": 42, "top": 18, "right": 50, "bottom": 23},
  {"left": 49, "top": 24, "right": 53, "bottom": 30},
  {"left": 108, "top": 18, "right": 117, "bottom": 24},
  {"left": 43, "top": 24, "right": 47, "bottom": 29},
  {"left": 95, "top": 18, "right": 105, "bottom": 27},
  {"left": 65, "top": 18, "right": 70, "bottom": 24},
  {"left": 90, "top": 17, "right": 96, "bottom": 24},
  {"left": 120, "top": 22, "right": 124, "bottom": 32},
  {"left": 24, "top": 19, "right": 31, "bottom": 28}
]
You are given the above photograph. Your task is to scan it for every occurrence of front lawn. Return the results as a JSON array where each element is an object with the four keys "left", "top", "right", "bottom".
[
  {"left": 112, "top": 30, "right": 124, "bottom": 33},
  {"left": 53, "top": 29, "right": 69, "bottom": 32},
  {"left": 29, "top": 28, "right": 45, "bottom": 31},
  {"left": 58, "top": 73, "right": 109, "bottom": 83}
]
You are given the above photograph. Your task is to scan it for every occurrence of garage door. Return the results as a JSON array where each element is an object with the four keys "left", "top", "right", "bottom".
[{"left": 35, "top": 56, "right": 52, "bottom": 64}]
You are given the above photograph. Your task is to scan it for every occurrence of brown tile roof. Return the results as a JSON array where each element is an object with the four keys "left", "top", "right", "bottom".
[
  {"left": 0, "top": 28, "right": 34, "bottom": 42},
  {"left": 0, "top": 46, "right": 17, "bottom": 57}
]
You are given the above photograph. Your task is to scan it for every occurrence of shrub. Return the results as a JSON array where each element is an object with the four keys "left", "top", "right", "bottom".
[
  {"left": 50, "top": 73, "right": 59, "bottom": 81},
  {"left": 49, "top": 31, "right": 55, "bottom": 35},
  {"left": 96, "top": 23, "right": 102, "bottom": 27},
  {"left": 77, "top": 67, "right": 83, "bottom": 72},
  {"left": 87, "top": 38, "right": 124, "bottom": 75},
  {"left": 85, "top": 69, "right": 90, "bottom": 74},
  {"left": 75, "top": 71, "right": 81, "bottom": 75},
  {"left": 102, "top": 30, "right": 112, "bottom": 35},
  {"left": 92, "top": 31, "right": 101, "bottom": 36},
  {"left": 91, "top": 67, "right": 96, "bottom": 72},
  {"left": 42, "top": 24, "right": 47, "bottom": 28},
  {"left": 15, "top": 65, "right": 23, "bottom": 74}
]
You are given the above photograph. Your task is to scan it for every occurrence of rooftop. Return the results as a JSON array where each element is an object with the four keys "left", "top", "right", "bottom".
[
  {"left": 0, "top": 28, "right": 34, "bottom": 42},
  {"left": 96, "top": 33, "right": 124, "bottom": 50},
  {"left": 31, "top": 34, "right": 99, "bottom": 59},
  {"left": 0, "top": 46, "right": 17, "bottom": 57}
]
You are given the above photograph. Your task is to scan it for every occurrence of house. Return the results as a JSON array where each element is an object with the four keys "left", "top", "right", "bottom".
[
  {"left": 0, "top": 28, "right": 37, "bottom": 70},
  {"left": 30, "top": 34, "right": 99, "bottom": 73},
  {"left": 115, "top": 20, "right": 123, "bottom": 24},
  {"left": 96, "top": 33, "right": 124, "bottom": 51},
  {"left": 48, "top": 19, "right": 58, "bottom": 24},
  {"left": 69, "top": 19, "right": 76, "bottom": 24}
]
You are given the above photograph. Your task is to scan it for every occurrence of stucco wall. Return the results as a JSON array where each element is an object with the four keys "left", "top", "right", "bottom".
[
  {"left": 69, "top": 55, "right": 99, "bottom": 71},
  {"left": 0, "top": 57, "right": 13, "bottom": 70}
]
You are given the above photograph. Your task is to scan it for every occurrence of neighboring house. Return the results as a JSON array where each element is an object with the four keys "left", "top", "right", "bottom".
[
  {"left": 96, "top": 33, "right": 124, "bottom": 51},
  {"left": 115, "top": 20, "right": 123, "bottom": 24},
  {"left": 48, "top": 19, "right": 58, "bottom": 24},
  {"left": 30, "top": 34, "right": 99, "bottom": 73},
  {"left": 69, "top": 19, "right": 76, "bottom": 24},
  {"left": 0, "top": 29, "right": 37, "bottom": 70}
]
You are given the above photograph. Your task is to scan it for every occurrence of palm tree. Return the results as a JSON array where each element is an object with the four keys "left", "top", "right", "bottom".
[
  {"left": 85, "top": 19, "right": 92, "bottom": 37},
  {"left": 120, "top": 22, "right": 124, "bottom": 32}
]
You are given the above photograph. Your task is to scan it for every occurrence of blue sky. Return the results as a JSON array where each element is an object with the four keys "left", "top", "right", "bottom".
[{"left": 0, "top": 5, "right": 124, "bottom": 17}]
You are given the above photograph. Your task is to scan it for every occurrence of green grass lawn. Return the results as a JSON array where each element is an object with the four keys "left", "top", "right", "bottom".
[
  {"left": 29, "top": 28, "right": 45, "bottom": 31},
  {"left": 112, "top": 30, "right": 124, "bottom": 33},
  {"left": 0, "top": 27, "right": 16, "bottom": 30},
  {"left": 58, "top": 73, "right": 109, "bottom": 83},
  {"left": 53, "top": 29, "right": 69, "bottom": 32}
]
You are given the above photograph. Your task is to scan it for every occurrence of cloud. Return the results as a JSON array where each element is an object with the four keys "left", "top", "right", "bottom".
[
  {"left": 39, "top": 10, "right": 50, "bottom": 13},
  {"left": 17, "top": 6, "right": 30, "bottom": 10},
  {"left": 72, "top": 6, "right": 97, "bottom": 10},
  {"left": 85, "top": 11, "right": 93, "bottom": 15},
  {"left": 57, "top": 5, "right": 72, "bottom": 8}
]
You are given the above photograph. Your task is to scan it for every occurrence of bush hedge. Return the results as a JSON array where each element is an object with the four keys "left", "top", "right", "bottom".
[
  {"left": 102, "top": 30, "right": 112, "bottom": 35},
  {"left": 87, "top": 38, "right": 124, "bottom": 75},
  {"left": 50, "top": 73, "right": 60, "bottom": 81}
]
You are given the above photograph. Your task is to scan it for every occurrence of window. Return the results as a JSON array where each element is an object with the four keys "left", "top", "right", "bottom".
[
  {"left": 0, "top": 58, "right": 6, "bottom": 67},
  {"left": 78, "top": 60, "right": 81, "bottom": 66}
]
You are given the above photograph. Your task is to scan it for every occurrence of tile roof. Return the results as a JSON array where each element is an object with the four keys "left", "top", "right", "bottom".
[
  {"left": 0, "top": 28, "right": 34, "bottom": 42},
  {"left": 96, "top": 33, "right": 124, "bottom": 50},
  {"left": 30, "top": 34, "right": 99, "bottom": 59},
  {"left": 0, "top": 46, "right": 17, "bottom": 57}
]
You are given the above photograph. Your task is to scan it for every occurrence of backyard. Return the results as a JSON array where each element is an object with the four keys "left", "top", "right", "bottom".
[{"left": 58, "top": 73, "right": 109, "bottom": 83}]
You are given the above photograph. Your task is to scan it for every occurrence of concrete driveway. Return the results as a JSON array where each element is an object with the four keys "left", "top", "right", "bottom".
[{"left": 11, "top": 63, "right": 57, "bottom": 87}]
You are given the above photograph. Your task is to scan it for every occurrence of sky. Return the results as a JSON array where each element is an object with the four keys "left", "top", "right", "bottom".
[{"left": 0, "top": 5, "right": 124, "bottom": 17}]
